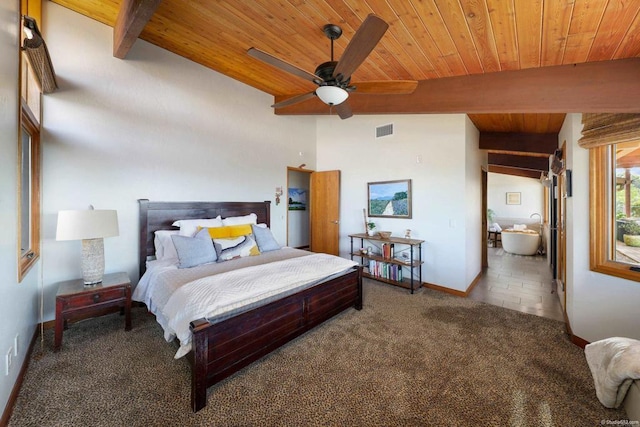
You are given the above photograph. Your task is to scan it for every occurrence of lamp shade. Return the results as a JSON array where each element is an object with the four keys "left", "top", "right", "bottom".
[
  {"left": 316, "top": 86, "right": 348, "bottom": 106},
  {"left": 56, "top": 209, "right": 119, "bottom": 241}
]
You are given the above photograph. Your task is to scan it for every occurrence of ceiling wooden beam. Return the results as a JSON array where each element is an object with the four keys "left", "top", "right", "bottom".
[
  {"left": 488, "top": 165, "right": 542, "bottom": 179},
  {"left": 480, "top": 132, "right": 558, "bottom": 155},
  {"left": 275, "top": 59, "right": 640, "bottom": 115},
  {"left": 113, "top": 0, "right": 162, "bottom": 59},
  {"left": 484, "top": 149, "right": 551, "bottom": 158},
  {"left": 488, "top": 153, "right": 549, "bottom": 172}
]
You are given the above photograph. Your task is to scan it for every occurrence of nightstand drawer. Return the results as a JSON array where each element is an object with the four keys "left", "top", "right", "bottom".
[{"left": 61, "top": 287, "right": 126, "bottom": 311}]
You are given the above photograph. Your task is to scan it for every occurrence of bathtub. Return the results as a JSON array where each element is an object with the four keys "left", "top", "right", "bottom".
[{"left": 501, "top": 230, "right": 541, "bottom": 256}]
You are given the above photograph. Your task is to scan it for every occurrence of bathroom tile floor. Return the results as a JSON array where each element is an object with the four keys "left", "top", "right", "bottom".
[{"left": 468, "top": 247, "right": 565, "bottom": 322}]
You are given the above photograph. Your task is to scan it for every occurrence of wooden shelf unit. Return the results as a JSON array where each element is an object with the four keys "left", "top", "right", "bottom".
[{"left": 349, "top": 233, "right": 424, "bottom": 294}]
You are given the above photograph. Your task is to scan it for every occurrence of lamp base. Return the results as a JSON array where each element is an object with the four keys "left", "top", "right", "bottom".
[{"left": 81, "top": 238, "right": 105, "bottom": 285}]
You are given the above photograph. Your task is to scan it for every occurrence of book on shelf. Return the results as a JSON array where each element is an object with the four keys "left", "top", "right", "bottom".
[
  {"left": 368, "top": 260, "right": 402, "bottom": 282},
  {"left": 382, "top": 243, "right": 394, "bottom": 259}
]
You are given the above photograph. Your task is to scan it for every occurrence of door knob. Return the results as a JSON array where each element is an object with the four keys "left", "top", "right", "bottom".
[{"left": 332, "top": 220, "right": 340, "bottom": 224}]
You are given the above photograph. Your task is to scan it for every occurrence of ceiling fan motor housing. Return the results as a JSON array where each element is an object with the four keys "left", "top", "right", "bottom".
[{"left": 314, "top": 61, "right": 350, "bottom": 87}]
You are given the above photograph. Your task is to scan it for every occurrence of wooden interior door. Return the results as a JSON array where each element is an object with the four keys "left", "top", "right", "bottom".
[{"left": 310, "top": 170, "right": 340, "bottom": 255}]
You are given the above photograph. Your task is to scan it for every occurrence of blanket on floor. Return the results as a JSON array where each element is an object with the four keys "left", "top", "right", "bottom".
[{"left": 584, "top": 337, "right": 640, "bottom": 408}]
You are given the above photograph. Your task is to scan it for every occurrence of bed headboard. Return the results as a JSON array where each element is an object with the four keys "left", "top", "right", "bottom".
[{"left": 138, "top": 199, "right": 271, "bottom": 278}]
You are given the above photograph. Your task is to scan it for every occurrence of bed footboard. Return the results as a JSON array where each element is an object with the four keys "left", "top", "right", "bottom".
[{"left": 189, "top": 265, "right": 362, "bottom": 412}]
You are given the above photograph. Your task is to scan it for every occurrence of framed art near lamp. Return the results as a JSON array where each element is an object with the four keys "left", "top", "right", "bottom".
[
  {"left": 506, "top": 192, "right": 521, "bottom": 205},
  {"left": 367, "top": 179, "right": 412, "bottom": 218}
]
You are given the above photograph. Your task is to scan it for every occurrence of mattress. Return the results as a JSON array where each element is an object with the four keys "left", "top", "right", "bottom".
[{"left": 133, "top": 248, "right": 357, "bottom": 358}]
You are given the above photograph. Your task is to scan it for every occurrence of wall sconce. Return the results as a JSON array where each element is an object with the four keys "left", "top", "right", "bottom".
[{"left": 275, "top": 187, "right": 283, "bottom": 205}]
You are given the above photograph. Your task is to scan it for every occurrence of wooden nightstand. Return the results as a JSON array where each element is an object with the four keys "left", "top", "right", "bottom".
[{"left": 54, "top": 271, "right": 132, "bottom": 351}]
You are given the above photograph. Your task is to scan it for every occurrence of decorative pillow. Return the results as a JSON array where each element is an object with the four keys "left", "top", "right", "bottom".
[
  {"left": 172, "top": 216, "right": 223, "bottom": 236},
  {"left": 171, "top": 228, "right": 217, "bottom": 268},
  {"left": 222, "top": 213, "right": 257, "bottom": 226},
  {"left": 213, "top": 235, "right": 260, "bottom": 261},
  {"left": 251, "top": 224, "right": 281, "bottom": 253},
  {"left": 203, "top": 224, "right": 253, "bottom": 239},
  {"left": 154, "top": 230, "right": 179, "bottom": 260}
]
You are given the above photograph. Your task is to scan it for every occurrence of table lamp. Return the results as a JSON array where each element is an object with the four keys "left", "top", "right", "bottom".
[{"left": 56, "top": 208, "right": 119, "bottom": 285}]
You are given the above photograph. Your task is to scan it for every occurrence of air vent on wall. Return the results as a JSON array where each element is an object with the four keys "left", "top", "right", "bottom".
[{"left": 375, "top": 123, "right": 394, "bottom": 139}]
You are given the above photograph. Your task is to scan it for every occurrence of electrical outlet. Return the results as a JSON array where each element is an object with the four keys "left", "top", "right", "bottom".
[
  {"left": 14, "top": 334, "right": 19, "bottom": 357},
  {"left": 5, "top": 348, "right": 12, "bottom": 375}
]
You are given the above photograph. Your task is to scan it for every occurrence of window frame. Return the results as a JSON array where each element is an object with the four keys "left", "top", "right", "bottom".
[
  {"left": 590, "top": 144, "right": 640, "bottom": 282},
  {"left": 18, "top": 100, "right": 41, "bottom": 282}
]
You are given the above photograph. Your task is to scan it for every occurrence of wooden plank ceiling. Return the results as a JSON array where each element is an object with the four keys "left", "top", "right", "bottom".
[{"left": 50, "top": 0, "right": 640, "bottom": 177}]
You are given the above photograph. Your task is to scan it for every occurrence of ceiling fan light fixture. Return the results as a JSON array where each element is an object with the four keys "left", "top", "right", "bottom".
[{"left": 316, "top": 86, "right": 348, "bottom": 106}]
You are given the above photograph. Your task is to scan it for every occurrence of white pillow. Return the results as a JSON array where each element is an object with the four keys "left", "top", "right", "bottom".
[
  {"left": 172, "top": 216, "right": 223, "bottom": 236},
  {"left": 213, "top": 235, "right": 260, "bottom": 261},
  {"left": 222, "top": 213, "right": 257, "bottom": 226},
  {"left": 154, "top": 230, "right": 179, "bottom": 260}
]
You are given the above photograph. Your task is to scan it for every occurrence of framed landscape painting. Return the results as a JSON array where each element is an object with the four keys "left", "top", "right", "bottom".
[
  {"left": 288, "top": 188, "right": 306, "bottom": 210},
  {"left": 368, "top": 179, "right": 412, "bottom": 218}
]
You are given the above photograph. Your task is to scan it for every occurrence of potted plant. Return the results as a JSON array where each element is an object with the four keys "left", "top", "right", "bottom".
[
  {"left": 622, "top": 221, "right": 640, "bottom": 247},
  {"left": 366, "top": 220, "right": 376, "bottom": 236},
  {"left": 487, "top": 208, "right": 496, "bottom": 224}
]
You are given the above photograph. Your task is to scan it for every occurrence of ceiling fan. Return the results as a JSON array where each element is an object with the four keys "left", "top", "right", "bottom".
[{"left": 247, "top": 14, "right": 418, "bottom": 120}]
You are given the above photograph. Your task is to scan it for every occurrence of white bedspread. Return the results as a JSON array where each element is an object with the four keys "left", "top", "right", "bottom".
[
  {"left": 160, "top": 253, "right": 357, "bottom": 358},
  {"left": 584, "top": 337, "right": 640, "bottom": 408}
]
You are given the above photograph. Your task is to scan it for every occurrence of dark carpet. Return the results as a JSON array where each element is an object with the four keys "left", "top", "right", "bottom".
[{"left": 9, "top": 280, "right": 627, "bottom": 426}]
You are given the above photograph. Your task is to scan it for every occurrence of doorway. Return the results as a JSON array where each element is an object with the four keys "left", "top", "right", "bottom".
[
  {"left": 286, "top": 168, "right": 342, "bottom": 256},
  {"left": 287, "top": 167, "right": 311, "bottom": 249}
]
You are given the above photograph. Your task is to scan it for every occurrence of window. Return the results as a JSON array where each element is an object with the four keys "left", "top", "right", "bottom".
[
  {"left": 591, "top": 141, "right": 640, "bottom": 282},
  {"left": 584, "top": 114, "right": 640, "bottom": 282},
  {"left": 18, "top": 12, "right": 43, "bottom": 281},
  {"left": 18, "top": 102, "right": 41, "bottom": 282}
]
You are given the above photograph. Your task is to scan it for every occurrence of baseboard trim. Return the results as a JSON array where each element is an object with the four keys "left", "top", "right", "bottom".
[
  {"left": 560, "top": 309, "right": 589, "bottom": 348},
  {"left": 422, "top": 271, "right": 482, "bottom": 298},
  {"left": 570, "top": 334, "right": 590, "bottom": 349},
  {"left": 0, "top": 326, "right": 39, "bottom": 426},
  {"left": 423, "top": 282, "right": 467, "bottom": 297},
  {"left": 465, "top": 272, "right": 482, "bottom": 295},
  {"left": 42, "top": 319, "right": 55, "bottom": 330}
]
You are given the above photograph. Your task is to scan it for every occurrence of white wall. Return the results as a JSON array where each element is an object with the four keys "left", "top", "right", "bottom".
[
  {"left": 0, "top": 3, "right": 41, "bottom": 416},
  {"left": 562, "top": 113, "right": 640, "bottom": 341},
  {"left": 41, "top": 3, "right": 316, "bottom": 321},
  {"left": 488, "top": 173, "right": 543, "bottom": 221},
  {"left": 316, "top": 114, "right": 483, "bottom": 292},
  {"left": 464, "top": 117, "right": 484, "bottom": 285}
]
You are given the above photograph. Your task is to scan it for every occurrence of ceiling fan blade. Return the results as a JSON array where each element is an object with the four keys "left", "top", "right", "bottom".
[
  {"left": 352, "top": 80, "right": 418, "bottom": 95},
  {"left": 335, "top": 101, "right": 353, "bottom": 120},
  {"left": 272, "top": 92, "right": 317, "bottom": 108},
  {"left": 332, "top": 14, "right": 388, "bottom": 82},
  {"left": 248, "top": 47, "right": 320, "bottom": 84}
]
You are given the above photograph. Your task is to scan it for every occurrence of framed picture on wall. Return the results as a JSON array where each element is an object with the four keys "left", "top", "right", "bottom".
[
  {"left": 288, "top": 188, "right": 306, "bottom": 210},
  {"left": 506, "top": 192, "right": 521, "bottom": 205},
  {"left": 367, "top": 179, "right": 412, "bottom": 218}
]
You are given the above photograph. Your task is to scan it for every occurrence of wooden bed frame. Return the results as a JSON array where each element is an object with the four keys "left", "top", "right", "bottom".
[{"left": 138, "top": 199, "right": 363, "bottom": 412}]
